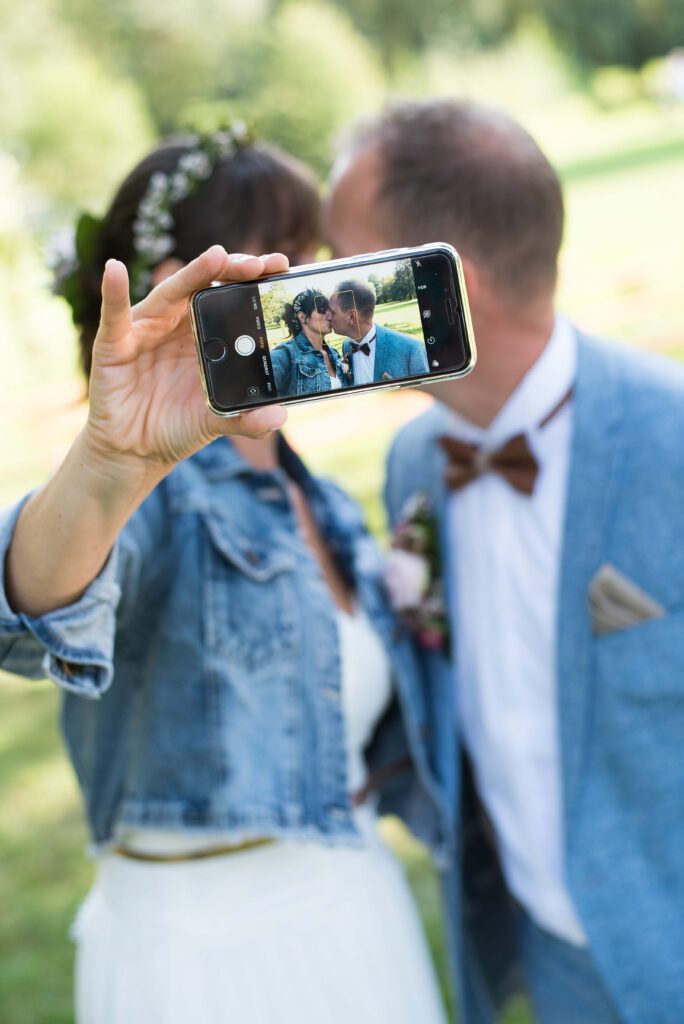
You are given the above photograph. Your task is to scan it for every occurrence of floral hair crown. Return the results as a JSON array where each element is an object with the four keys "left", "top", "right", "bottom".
[
  {"left": 293, "top": 288, "right": 326, "bottom": 315},
  {"left": 49, "top": 121, "right": 254, "bottom": 317}
]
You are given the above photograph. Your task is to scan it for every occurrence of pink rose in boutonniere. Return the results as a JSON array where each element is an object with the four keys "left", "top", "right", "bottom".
[
  {"left": 339, "top": 357, "right": 352, "bottom": 385},
  {"left": 384, "top": 492, "right": 450, "bottom": 652}
]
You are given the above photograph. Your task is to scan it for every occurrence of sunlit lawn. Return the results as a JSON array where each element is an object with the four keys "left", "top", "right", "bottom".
[{"left": 1, "top": 112, "right": 683, "bottom": 1023}]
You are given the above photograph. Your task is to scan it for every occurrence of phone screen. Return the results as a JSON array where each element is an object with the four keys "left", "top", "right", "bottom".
[{"left": 192, "top": 248, "right": 473, "bottom": 414}]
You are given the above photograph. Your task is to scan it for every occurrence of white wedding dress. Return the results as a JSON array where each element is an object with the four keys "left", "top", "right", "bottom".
[{"left": 73, "top": 607, "right": 447, "bottom": 1024}]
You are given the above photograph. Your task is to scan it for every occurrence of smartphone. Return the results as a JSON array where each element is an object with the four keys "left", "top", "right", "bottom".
[{"left": 190, "top": 243, "right": 476, "bottom": 417}]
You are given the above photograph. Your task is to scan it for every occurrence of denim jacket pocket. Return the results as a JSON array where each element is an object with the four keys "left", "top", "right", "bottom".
[
  {"left": 201, "top": 512, "right": 298, "bottom": 670},
  {"left": 203, "top": 512, "right": 296, "bottom": 581},
  {"left": 298, "top": 361, "right": 320, "bottom": 377},
  {"left": 296, "top": 359, "right": 329, "bottom": 395}
]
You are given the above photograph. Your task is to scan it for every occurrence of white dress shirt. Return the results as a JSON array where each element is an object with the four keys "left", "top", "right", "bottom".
[
  {"left": 443, "top": 317, "right": 587, "bottom": 946},
  {"left": 350, "top": 325, "right": 377, "bottom": 385}
]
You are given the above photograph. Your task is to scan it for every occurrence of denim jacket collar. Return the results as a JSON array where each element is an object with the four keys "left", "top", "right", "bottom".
[
  {"left": 292, "top": 331, "right": 341, "bottom": 370},
  {"left": 292, "top": 330, "right": 316, "bottom": 356},
  {"left": 191, "top": 432, "right": 311, "bottom": 486}
]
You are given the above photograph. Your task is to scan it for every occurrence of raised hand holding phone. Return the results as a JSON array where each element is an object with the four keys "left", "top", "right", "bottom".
[
  {"left": 5, "top": 247, "right": 288, "bottom": 619},
  {"left": 87, "top": 246, "right": 289, "bottom": 472},
  {"left": 191, "top": 243, "right": 476, "bottom": 417}
]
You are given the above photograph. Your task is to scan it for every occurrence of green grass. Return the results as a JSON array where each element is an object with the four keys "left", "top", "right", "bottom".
[
  {"left": 0, "top": 677, "right": 93, "bottom": 1024},
  {"left": 375, "top": 298, "right": 424, "bottom": 339}
]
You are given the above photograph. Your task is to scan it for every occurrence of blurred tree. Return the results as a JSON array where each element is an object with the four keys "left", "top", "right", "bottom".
[
  {"left": 314, "top": 0, "right": 684, "bottom": 75},
  {"left": 383, "top": 261, "right": 414, "bottom": 302},
  {"left": 0, "top": 0, "right": 153, "bottom": 211},
  {"left": 307, "top": 0, "right": 456, "bottom": 74},
  {"left": 261, "top": 284, "right": 291, "bottom": 328},
  {"left": 297, "top": 0, "right": 531, "bottom": 74},
  {"left": 535, "top": 0, "right": 684, "bottom": 71},
  {"left": 238, "top": 2, "right": 385, "bottom": 175},
  {"left": 54, "top": 0, "right": 385, "bottom": 175},
  {"left": 56, "top": 0, "right": 268, "bottom": 133},
  {"left": 18, "top": 51, "right": 152, "bottom": 209},
  {"left": 368, "top": 272, "right": 385, "bottom": 303},
  {"left": 369, "top": 263, "right": 415, "bottom": 304}
]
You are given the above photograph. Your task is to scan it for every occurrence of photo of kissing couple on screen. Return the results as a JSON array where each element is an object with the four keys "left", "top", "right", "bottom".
[{"left": 265, "top": 264, "right": 430, "bottom": 398}]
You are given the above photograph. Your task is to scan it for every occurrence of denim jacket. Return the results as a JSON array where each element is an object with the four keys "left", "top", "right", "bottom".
[
  {"left": 0, "top": 436, "right": 449, "bottom": 852},
  {"left": 270, "top": 332, "right": 348, "bottom": 395}
]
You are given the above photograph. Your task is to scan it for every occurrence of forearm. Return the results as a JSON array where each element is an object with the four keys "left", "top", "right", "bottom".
[{"left": 4, "top": 430, "right": 167, "bottom": 617}]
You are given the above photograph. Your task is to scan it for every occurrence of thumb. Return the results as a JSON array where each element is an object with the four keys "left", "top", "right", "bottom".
[
  {"left": 96, "top": 259, "right": 133, "bottom": 350},
  {"left": 213, "top": 404, "right": 289, "bottom": 440}
]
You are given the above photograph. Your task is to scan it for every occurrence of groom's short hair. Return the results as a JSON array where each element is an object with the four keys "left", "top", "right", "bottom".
[
  {"left": 346, "top": 100, "right": 564, "bottom": 305},
  {"left": 333, "top": 278, "right": 376, "bottom": 320}
]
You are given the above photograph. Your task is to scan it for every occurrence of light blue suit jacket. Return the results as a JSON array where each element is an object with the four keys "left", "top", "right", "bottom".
[
  {"left": 342, "top": 323, "right": 428, "bottom": 382},
  {"left": 383, "top": 330, "right": 684, "bottom": 1024}
]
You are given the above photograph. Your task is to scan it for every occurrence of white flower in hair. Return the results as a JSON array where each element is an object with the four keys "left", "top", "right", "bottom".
[
  {"left": 178, "top": 151, "right": 212, "bottom": 179},
  {"left": 45, "top": 227, "right": 78, "bottom": 287},
  {"left": 149, "top": 172, "right": 167, "bottom": 194},
  {"left": 136, "top": 233, "right": 172, "bottom": 261},
  {"left": 168, "top": 172, "right": 192, "bottom": 202},
  {"left": 127, "top": 122, "right": 256, "bottom": 299}
]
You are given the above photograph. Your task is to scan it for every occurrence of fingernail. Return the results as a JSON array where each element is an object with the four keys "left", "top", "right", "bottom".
[{"left": 232, "top": 253, "right": 259, "bottom": 263}]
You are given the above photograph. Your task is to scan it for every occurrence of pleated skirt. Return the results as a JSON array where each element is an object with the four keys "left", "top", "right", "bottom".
[{"left": 73, "top": 818, "right": 448, "bottom": 1024}]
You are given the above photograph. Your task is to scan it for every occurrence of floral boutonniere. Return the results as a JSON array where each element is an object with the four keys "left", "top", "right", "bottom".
[
  {"left": 339, "top": 353, "right": 352, "bottom": 384},
  {"left": 383, "top": 492, "right": 450, "bottom": 653}
]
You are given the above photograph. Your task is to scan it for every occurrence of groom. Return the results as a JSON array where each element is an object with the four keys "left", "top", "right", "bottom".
[
  {"left": 327, "top": 278, "right": 428, "bottom": 384},
  {"left": 326, "top": 100, "right": 684, "bottom": 1023}
]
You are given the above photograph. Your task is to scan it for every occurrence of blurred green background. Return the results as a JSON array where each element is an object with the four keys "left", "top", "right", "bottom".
[{"left": 1, "top": 0, "right": 684, "bottom": 1021}]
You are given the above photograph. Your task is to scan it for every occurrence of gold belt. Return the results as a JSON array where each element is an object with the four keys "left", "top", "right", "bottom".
[
  {"left": 112, "top": 836, "right": 275, "bottom": 863},
  {"left": 111, "top": 779, "right": 387, "bottom": 864}
]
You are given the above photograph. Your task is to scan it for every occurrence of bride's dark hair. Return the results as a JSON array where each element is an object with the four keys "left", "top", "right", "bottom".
[
  {"left": 72, "top": 139, "right": 320, "bottom": 379},
  {"left": 281, "top": 288, "right": 329, "bottom": 339}
]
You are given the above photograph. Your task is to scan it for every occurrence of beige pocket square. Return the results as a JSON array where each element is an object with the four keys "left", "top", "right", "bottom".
[{"left": 588, "top": 564, "right": 666, "bottom": 635}]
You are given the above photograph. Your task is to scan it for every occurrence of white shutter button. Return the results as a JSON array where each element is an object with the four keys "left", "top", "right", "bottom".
[{"left": 235, "top": 335, "right": 256, "bottom": 356}]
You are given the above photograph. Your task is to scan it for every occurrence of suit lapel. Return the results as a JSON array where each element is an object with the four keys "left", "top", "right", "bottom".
[
  {"left": 373, "top": 325, "right": 388, "bottom": 381},
  {"left": 557, "top": 332, "right": 626, "bottom": 814},
  {"left": 415, "top": 406, "right": 462, "bottom": 809}
]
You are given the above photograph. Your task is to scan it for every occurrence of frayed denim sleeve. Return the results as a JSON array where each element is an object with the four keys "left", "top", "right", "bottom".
[{"left": 0, "top": 496, "right": 122, "bottom": 699}]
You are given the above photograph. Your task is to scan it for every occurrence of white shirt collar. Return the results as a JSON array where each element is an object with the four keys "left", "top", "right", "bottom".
[
  {"left": 441, "top": 317, "right": 576, "bottom": 448},
  {"left": 356, "top": 323, "right": 376, "bottom": 349}
]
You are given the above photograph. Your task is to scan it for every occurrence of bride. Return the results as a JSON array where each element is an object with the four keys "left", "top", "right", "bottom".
[{"left": 0, "top": 128, "right": 448, "bottom": 1023}]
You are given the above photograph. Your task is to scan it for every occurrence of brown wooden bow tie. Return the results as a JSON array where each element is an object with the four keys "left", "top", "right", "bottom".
[{"left": 439, "top": 387, "right": 574, "bottom": 496}]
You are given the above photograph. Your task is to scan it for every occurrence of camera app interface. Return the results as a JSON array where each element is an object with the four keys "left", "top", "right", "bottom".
[{"left": 198, "top": 255, "right": 468, "bottom": 411}]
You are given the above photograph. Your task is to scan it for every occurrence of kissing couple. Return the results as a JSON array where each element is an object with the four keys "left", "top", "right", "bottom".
[{"left": 270, "top": 278, "right": 429, "bottom": 397}]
